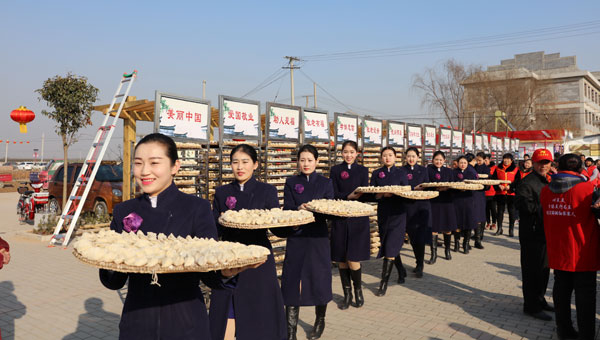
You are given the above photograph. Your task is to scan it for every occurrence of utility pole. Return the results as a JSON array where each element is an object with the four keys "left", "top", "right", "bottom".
[
  {"left": 4, "top": 142, "right": 7, "bottom": 164},
  {"left": 41, "top": 133, "right": 45, "bottom": 163},
  {"left": 283, "top": 56, "right": 300, "bottom": 105},
  {"left": 304, "top": 95, "right": 309, "bottom": 107},
  {"left": 313, "top": 82, "right": 317, "bottom": 108},
  {"left": 202, "top": 80, "right": 206, "bottom": 100}
]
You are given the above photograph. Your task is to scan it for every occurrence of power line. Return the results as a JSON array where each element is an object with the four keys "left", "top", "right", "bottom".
[
  {"left": 299, "top": 20, "right": 600, "bottom": 61},
  {"left": 241, "top": 67, "right": 287, "bottom": 98}
]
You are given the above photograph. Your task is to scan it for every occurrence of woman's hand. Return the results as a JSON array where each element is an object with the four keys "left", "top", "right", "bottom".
[
  {"left": 414, "top": 184, "right": 424, "bottom": 191},
  {"left": 0, "top": 249, "right": 10, "bottom": 265},
  {"left": 438, "top": 187, "right": 448, "bottom": 192},
  {"left": 221, "top": 260, "right": 266, "bottom": 278},
  {"left": 299, "top": 203, "right": 308, "bottom": 210},
  {"left": 347, "top": 191, "right": 363, "bottom": 200}
]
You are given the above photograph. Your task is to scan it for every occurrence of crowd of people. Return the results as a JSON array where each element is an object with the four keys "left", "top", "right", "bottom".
[{"left": 94, "top": 132, "right": 599, "bottom": 340}]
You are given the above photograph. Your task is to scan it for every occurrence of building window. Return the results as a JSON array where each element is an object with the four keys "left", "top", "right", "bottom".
[{"left": 586, "top": 111, "right": 589, "bottom": 124}]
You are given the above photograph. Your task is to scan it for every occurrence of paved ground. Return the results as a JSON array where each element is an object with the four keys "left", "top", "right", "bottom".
[{"left": 0, "top": 191, "right": 598, "bottom": 340}]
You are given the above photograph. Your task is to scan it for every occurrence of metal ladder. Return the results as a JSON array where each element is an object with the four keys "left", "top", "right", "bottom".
[{"left": 49, "top": 70, "right": 138, "bottom": 247}]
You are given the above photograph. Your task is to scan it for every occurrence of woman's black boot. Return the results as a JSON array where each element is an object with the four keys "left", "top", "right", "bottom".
[
  {"left": 286, "top": 306, "right": 299, "bottom": 340},
  {"left": 350, "top": 268, "right": 364, "bottom": 307},
  {"left": 307, "top": 305, "right": 326, "bottom": 340},
  {"left": 427, "top": 234, "right": 438, "bottom": 265},
  {"left": 443, "top": 233, "right": 452, "bottom": 260},
  {"left": 338, "top": 268, "right": 353, "bottom": 310},
  {"left": 376, "top": 258, "right": 394, "bottom": 296},
  {"left": 394, "top": 255, "right": 407, "bottom": 284}
]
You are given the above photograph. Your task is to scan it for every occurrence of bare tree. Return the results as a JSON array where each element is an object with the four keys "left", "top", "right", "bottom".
[{"left": 412, "top": 59, "right": 482, "bottom": 129}]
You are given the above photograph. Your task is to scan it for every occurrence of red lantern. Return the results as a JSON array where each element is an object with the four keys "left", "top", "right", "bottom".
[{"left": 10, "top": 106, "right": 35, "bottom": 133}]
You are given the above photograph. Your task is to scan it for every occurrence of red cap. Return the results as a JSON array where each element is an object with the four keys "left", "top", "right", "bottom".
[{"left": 532, "top": 148, "right": 553, "bottom": 163}]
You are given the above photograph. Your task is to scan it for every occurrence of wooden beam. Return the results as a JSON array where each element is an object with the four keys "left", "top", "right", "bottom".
[
  {"left": 122, "top": 117, "right": 137, "bottom": 200},
  {"left": 93, "top": 99, "right": 149, "bottom": 114}
]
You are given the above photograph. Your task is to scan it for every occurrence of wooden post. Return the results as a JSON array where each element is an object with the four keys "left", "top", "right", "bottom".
[{"left": 122, "top": 114, "right": 136, "bottom": 200}]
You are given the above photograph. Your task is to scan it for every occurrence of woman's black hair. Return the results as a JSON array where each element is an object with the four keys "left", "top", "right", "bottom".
[
  {"left": 341, "top": 140, "right": 358, "bottom": 152},
  {"left": 502, "top": 153, "right": 514, "bottom": 161},
  {"left": 585, "top": 157, "right": 594, "bottom": 163},
  {"left": 380, "top": 146, "right": 396, "bottom": 156},
  {"left": 476, "top": 152, "right": 485, "bottom": 158},
  {"left": 298, "top": 144, "right": 318, "bottom": 160},
  {"left": 432, "top": 150, "right": 446, "bottom": 159},
  {"left": 484, "top": 153, "right": 492, "bottom": 160},
  {"left": 135, "top": 133, "right": 178, "bottom": 165},
  {"left": 558, "top": 153, "right": 583, "bottom": 172},
  {"left": 465, "top": 153, "right": 475, "bottom": 162},
  {"left": 230, "top": 144, "right": 258, "bottom": 163},
  {"left": 405, "top": 147, "right": 420, "bottom": 157},
  {"left": 456, "top": 155, "right": 468, "bottom": 163}
]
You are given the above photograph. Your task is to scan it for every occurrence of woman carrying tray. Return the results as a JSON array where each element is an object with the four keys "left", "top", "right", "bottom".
[
  {"left": 472, "top": 152, "right": 491, "bottom": 249},
  {"left": 426, "top": 151, "right": 457, "bottom": 262},
  {"left": 370, "top": 146, "right": 409, "bottom": 295},
  {"left": 404, "top": 147, "right": 432, "bottom": 278},
  {"left": 329, "top": 140, "right": 370, "bottom": 309},
  {"left": 491, "top": 153, "right": 522, "bottom": 237},
  {"left": 452, "top": 154, "right": 479, "bottom": 254},
  {"left": 99, "top": 133, "right": 254, "bottom": 340},
  {"left": 282, "top": 144, "right": 334, "bottom": 340},
  {"left": 210, "top": 144, "right": 287, "bottom": 340}
]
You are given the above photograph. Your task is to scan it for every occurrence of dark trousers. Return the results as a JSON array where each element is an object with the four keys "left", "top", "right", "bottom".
[
  {"left": 519, "top": 239, "right": 549, "bottom": 313},
  {"left": 553, "top": 270, "right": 597, "bottom": 340},
  {"left": 495, "top": 195, "right": 516, "bottom": 229},
  {"left": 486, "top": 196, "right": 497, "bottom": 224}
]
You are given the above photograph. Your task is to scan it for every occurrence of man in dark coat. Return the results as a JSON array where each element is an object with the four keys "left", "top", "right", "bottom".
[{"left": 515, "top": 149, "right": 554, "bottom": 321}]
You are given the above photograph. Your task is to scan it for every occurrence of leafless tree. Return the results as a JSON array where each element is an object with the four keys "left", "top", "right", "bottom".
[{"left": 412, "top": 59, "right": 482, "bottom": 129}]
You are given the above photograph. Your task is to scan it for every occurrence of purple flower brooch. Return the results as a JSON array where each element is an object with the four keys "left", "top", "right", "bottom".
[
  {"left": 123, "top": 212, "right": 143, "bottom": 233},
  {"left": 226, "top": 196, "right": 237, "bottom": 209}
]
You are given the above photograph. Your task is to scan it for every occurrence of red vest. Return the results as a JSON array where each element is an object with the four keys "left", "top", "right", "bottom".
[
  {"left": 495, "top": 165, "right": 519, "bottom": 196},
  {"left": 485, "top": 165, "right": 496, "bottom": 197},
  {"left": 541, "top": 178, "right": 600, "bottom": 271}
]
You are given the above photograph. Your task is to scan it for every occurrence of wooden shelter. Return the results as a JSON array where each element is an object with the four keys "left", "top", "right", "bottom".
[{"left": 93, "top": 96, "right": 219, "bottom": 200}]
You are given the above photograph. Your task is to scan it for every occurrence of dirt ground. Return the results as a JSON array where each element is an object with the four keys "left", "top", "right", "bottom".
[{"left": 0, "top": 170, "right": 33, "bottom": 193}]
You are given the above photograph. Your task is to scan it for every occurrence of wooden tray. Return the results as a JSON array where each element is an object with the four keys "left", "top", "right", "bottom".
[
  {"left": 420, "top": 182, "right": 456, "bottom": 188},
  {"left": 452, "top": 183, "right": 485, "bottom": 190},
  {"left": 355, "top": 186, "right": 412, "bottom": 194},
  {"left": 305, "top": 200, "right": 376, "bottom": 217},
  {"left": 73, "top": 249, "right": 268, "bottom": 274},
  {"left": 464, "top": 179, "right": 508, "bottom": 186},
  {"left": 396, "top": 191, "right": 439, "bottom": 200},
  {"left": 218, "top": 216, "right": 315, "bottom": 229}
]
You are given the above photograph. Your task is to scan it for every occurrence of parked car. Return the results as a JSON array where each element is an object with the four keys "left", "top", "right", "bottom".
[
  {"left": 39, "top": 160, "right": 64, "bottom": 190},
  {"left": 16, "top": 162, "right": 34, "bottom": 170},
  {"left": 47, "top": 162, "right": 123, "bottom": 217}
]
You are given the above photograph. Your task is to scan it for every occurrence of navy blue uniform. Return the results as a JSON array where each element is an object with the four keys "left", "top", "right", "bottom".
[
  {"left": 210, "top": 177, "right": 286, "bottom": 340},
  {"left": 329, "top": 162, "right": 371, "bottom": 262},
  {"left": 452, "top": 167, "right": 478, "bottom": 230},
  {"left": 403, "top": 164, "right": 432, "bottom": 245},
  {"left": 99, "top": 183, "right": 225, "bottom": 340},
  {"left": 281, "top": 172, "right": 334, "bottom": 306},
  {"left": 370, "top": 166, "right": 408, "bottom": 258},
  {"left": 427, "top": 165, "right": 457, "bottom": 233},
  {"left": 473, "top": 164, "right": 490, "bottom": 224}
]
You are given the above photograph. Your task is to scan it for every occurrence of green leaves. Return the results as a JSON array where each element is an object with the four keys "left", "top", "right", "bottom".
[{"left": 36, "top": 73, "right": 99, "bottom": 146}]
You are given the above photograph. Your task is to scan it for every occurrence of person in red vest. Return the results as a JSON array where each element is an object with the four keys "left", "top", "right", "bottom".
[
  {"left": 521, "top": 159, "right": 533, "bottom": 178},
  {"left": 541, "top": 153, "right": 600, "bottom": 340},
  {"left": 584, "top": 157, "right": 598, "bottom": 185},
  {"left": 492, "top": 153, "right": 521, "bottom": 237},
  {"left": 515, "top": 149, "right": 554, "bottom": 322},
  {"left": 484, "top": 154, "right": 497, "bottom": 230},
  {"left": 0, "top": 237, "right": 10, "bottom": 340}
]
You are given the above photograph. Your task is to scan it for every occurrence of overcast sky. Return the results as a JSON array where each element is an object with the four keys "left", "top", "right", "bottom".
[{"left": 2, "top": 0, "right": 599, "bottom": 160}]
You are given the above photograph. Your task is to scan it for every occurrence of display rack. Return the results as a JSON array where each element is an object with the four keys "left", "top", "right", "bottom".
[
  {"left": 154, "top": 91, "right": 211, "bottom": 198},
  {"left": 207, "top": 141, "right": 220, "bottom": 201},
  {"left": 361, "top": 117, "right": 383, "bottom": 175},
  {"left": 406, "top": 124, "right": 424, "bottom": 165},
  {"left": 451, "top": 129, "right": 464, "bottom": 161},
  {"left": 423, "top": 125, "right": 437, "bottom": 164},
  {"left": 439, "top": 126, "right": 452, "bottom": 166},
  {"left": 264, "top": 102, "right": 301, "bottom": 205},
  {"left": 333, "top": 112, "right": 359, "bottom": 166},
  {"left": 386, "top": 120, "right": 406, "bottom": 166},
  {"left": 301, "top": 107, "right": 332, "bottom": 177},
  {"left": 218, "top": 95, "right": 262, "bottom": 187}
]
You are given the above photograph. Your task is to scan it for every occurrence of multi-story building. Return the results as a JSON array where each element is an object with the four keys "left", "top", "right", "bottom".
[{"left": 463, "top": 51, "right": 600, "bottom": 136}]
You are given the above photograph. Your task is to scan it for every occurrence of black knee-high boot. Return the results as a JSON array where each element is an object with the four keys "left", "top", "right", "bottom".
[
  {"left": 474, "top": 223, "right": 484, "bottom": 249},
  {"left": 427, "top": 234, "right": 438, "bottom": 265},
  {"left": 453, "top": 231, "right": 461, "bottom": 252},
  {"left": 394, "top": 255, "right": 406, "bottom": 284},
  {"left": 376, "top": 258, "right": 394, "bottom": 296},
  {"left": 307, "top": 305, "right": 326, "bottom": 340},
  {"left": 286, "top": 306, "right": 299, "bottom": 340},
  {"left": 443, "top": 233, "right": 452, "bottom": 260},
  {"left": 338, "top": 268, "right": 352, "bottom": 310},
  {"left": 462, "top": 230, "right": 471, "bottom": 254},
  {"left": 349, "top": 268, "right": 364, "bottom": 307},
  {"left": 412, "top": 242, "right": 425, "bottom": 278},
  {"left": 479, "top": 222, "right": 485, "bottom": 241}
]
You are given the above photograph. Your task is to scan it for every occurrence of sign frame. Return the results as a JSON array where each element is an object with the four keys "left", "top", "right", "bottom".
[
  {"left": 387, "top": 120, "right": 406, "bottom": 148},
  {"left": 406, "top": 124, "right": 423, "bottom": 147},
  {"left": 439, "top": 127, "right": 452, "bottom": 149},
  {"left": 334, "top": 112, "right": 359, "bottom": 143},
  {"left": 301, "top": 107, "right": 330, "bottom": 143},
  {"left": 218, "top": 95, "right": 261, "bottom": 142},
  {"left": 362, "top": 117, "right": 383, "bottom": 146},
  {"left": 154, "top": 91, "right": 211, "bottom": 143},
  {"left": 265, "top": 102, "right": 301, "bottom": 142}
]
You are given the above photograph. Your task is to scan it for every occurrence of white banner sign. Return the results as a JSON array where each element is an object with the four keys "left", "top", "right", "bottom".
[
  {"left": 388, "top": 122, "right": 405, "bottom": 147},
  {"left": 439, "top": 128, "right": 452, "bottom": 148},
  {"left": 504, "top": 137, "right": 510, "bottom": 151},
  {"left": 514, "top": 139, "right": 520, "bottom": 152},
  {"left": 475, "top": 135, "right": 483, "bottom": 150},
  {"left": 158, "top": 96, "right": 209, "bottom": 140},
  {"left": 336, "top": 115, "right": 357, "bottom": 142},
  {"left": 363, "top": 119, "right": 382, "bottom": 145},
  {"left": 464, "top": 134, "right": 473, "bottom": 151},
  {"left": 268, "top": 106, "right": 299, "bottom": 140},
  {"left": 222, "top": 99, "right": 260, "bottom": 137},
  {"left": 482, "top": 134, "right": 489, "bottom": 150},
  {"left": 424, "top": 126, "right": 436, "bottom": 147},
  {"left": 452, "top": 130, "right": 463, "bottom": 148},
  {"left": 407, "top": 125, "right": 422, "bottom": 146},
  {"left": 303, "top": 110, "right": 328, "bottom": 140}
]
